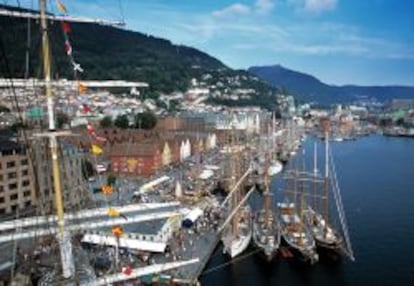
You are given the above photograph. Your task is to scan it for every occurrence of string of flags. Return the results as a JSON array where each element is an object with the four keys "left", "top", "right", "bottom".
[
  {"left": 87, "top": 122, "right": 107, "bottom": 142},
  {"left": 55, "top": 0, "right": 83, "bottom": 73}
]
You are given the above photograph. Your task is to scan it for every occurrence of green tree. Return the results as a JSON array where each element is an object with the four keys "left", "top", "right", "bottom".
[
  {"left": 114, "top": 114, "right": 129, "bottom": 129},
  {"left": 134, "top": 111, "right": 157, "bottom": 130},
  {"left": 100, "top": 116, "right": 113, "bottom": 128}
]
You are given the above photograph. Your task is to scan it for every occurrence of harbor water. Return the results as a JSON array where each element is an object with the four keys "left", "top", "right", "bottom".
[{"left": 200, "top": 135, "right": 414, "bottom": 286}]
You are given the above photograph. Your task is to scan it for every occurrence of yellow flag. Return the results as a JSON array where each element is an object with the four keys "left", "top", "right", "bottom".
[
  {"left": 91, "top": 144, "right": 103, "bottom": 155},
  {"left": 107, "top": 208, "right": 120, "bottom": 217},
  {"left": 55, "top": 0, "right": 68, "bottom": 13}
]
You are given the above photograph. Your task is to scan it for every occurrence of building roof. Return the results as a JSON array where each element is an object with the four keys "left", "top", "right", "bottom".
[
  {"left": 0, "top": 139, "right": 24, "bottom": 153},
  {"left": 110, "top": 142, "right": 160, "bottom": 157}
]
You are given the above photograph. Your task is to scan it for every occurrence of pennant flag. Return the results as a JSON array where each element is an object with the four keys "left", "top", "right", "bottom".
[
  {"left": 78, "top": 83, "right": 88, "bottom": 93},
  {"left": 91, "top": 144, "right": 103, "bottom": 155},
  {"left": 86, "top": 122, "right": 95, "bottom": 134},
  {"left": 123, "top": 266, "right": 132, "bottom": 276},
  {"left": 101, "top": 185, "right": 114, "bottom": 195},
  {"left": 56, "top": 0, "right": 68, "bottom": 13},
  {"left": 111, "top": 226, "right": 124, "bottom": 237},
  {"left": 107, "top": 207, "right": 120, "bottom": 217},
  {"left": 61, "top": 21, "right": 71, "bottom": 33},
  {"left": 64, "top": 40, "right": 72, "bottom": 55}
]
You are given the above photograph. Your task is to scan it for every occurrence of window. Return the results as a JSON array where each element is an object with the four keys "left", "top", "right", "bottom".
[
  {"left": 0, "top": 185, "right": 3, "bottom": 192},
  {"left": 10, "top": 194, "right": 18, "bottom": 200},
  {"left": 21, "top": 159, "right": 28, "bottom": 165},
  {"left": 23, "top": 191, "right": 31, "bottom": 197},
  {"left": 7, "top": 172, "right": 17, "bottom": 179},
  {"left": 9, "top": 183, "right": 17, "bottom": 190},
  {"left": 0, "top": 174, "right": 3, "bottom": 181},
  {"left": 25, "top": 201, "right": 31, "bottom": 207},
  {"left": 22, "top": 170, "right": 28, "bottom": 176},
  {"left": 0, "top": 208, "right": 4, "bottom": 214},
  {"left": 6, "top": 161, "right": 15, "bottom": 168},
  {"left": 0, "top": 197, "right": 4, "bottom": 203},
  {"left": 22, "top": 180, "right": 30, "bottom": 187},
  {"left": 11, "top": 205, "right": 17, "bottom": 211}
]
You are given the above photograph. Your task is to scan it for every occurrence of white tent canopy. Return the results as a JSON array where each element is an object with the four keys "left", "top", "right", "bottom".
[{"left": 81, "top": 234, "right": 166, "bottom": 253}]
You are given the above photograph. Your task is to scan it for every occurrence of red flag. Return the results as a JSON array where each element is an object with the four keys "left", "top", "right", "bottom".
[
  {"left": 61, "top": 21, "right": 71, "bottom": 33},
  {"left": 82, "top": 104, "right": 92, "bottom": 113},
  {"left": 123, "top": 266, "right": 132, "bottom": 275},
  {"left": 86, "top": 122, "right": 95, "bottom": 134}
]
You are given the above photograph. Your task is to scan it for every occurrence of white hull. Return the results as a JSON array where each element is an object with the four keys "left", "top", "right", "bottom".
[
  {"left": 304, "top": 208, "right": 343, "bottom": 250},
  {"left": 222, "top": 205, "right": 252, "bottom": 258}
]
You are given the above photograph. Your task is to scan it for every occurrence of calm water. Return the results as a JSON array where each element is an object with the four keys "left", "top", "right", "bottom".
[{"left": 200, "top": 135, "right": 414, "bottom": 286}]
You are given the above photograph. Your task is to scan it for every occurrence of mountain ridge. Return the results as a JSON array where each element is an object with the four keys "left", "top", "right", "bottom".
[{"left": 248, "top": 65, "right": 414, "bottom": 105}]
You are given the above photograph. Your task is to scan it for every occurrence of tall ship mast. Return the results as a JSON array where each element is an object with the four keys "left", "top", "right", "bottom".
[
  {"left": 303, "top": 118, "right": 355, "bottom": 260},
  {"left": 252, "top": 152, "right": 281, "bottom": 261},
  {"left": 278, "top": 161, "right": 318, "bottom": 264},
  {"left": 268, "top": 112, "right": 283, "bottom": 177},
  {"left": 221, "top": 112, "right": 253, "bottom": 258}
]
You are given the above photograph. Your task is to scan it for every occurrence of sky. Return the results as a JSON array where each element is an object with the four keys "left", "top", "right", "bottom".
[{"left": 14, "top": 0, "right": 414, "bottom": 86}]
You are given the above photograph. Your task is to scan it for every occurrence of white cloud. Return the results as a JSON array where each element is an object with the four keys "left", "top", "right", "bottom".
[
  {"left": 255, "top": 0, "right": 275, "bottom": 14},
  {"left": 213, "top": 1, "right": 275, "bottom": 18},
  {"left": 303, "top": 0, "right": 337, "bottom": 14},
  {"left": 212, "top": 3, "right": 251, "bottom": 18}
]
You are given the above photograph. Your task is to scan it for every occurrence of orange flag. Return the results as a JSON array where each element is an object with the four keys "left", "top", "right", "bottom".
[
  {"left": 111, "top": 226, "right": 124, "bottom": 237},
  {"left": 78, "top": 83, "right": 88, "bottom": 93},
  {"left": 101, "top": 185, "right": 114, "bottom": 195}
]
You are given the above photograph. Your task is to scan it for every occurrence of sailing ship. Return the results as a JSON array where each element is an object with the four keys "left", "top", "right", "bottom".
[
  {"left": 278, "top": 169, "right": 319, "bottom": 264},
  {"left": 222, "top": 203, "right": 252, "bottom": 258},
  {"left": 252, "top": 154, "right": 281, "bottom": 261},
  {"left": 303, "top": 121, "right": 353, "bottom": 258},
  {"left": 221, "top": 119, "right": 252, "bottom": 258}
]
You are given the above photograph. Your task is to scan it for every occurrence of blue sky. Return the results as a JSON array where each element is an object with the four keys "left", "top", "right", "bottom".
[{"left": 17, "top": 0, "right": 414, "bottom": 86}]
